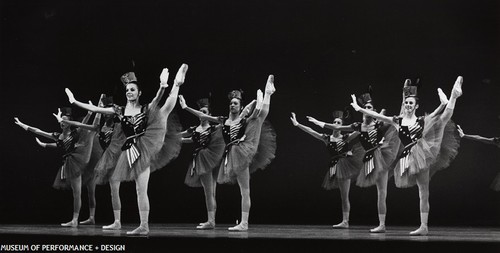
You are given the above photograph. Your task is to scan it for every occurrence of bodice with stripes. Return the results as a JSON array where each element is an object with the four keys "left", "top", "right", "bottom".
[
  {"left": 98, "top": 124, "right": 114, "bottom": 150},
  {"left": 115, "top": 105, "right": 147, "bottom": 151},
  {"left": 353, "top": 121, "right": 384, "bottom": 151},
  {"left": 221, "top": 118, "right": 246, "bottom": 144},
  {"left": 396, "top": 116, "right": 424, "bottom": 146},
  {"left": 190, "top": 125, "right": 213, "bottom": 150},
  {"left": 53, "top": 129, "right": 79, "bottom": 157},
  {"left": 325, "top": 134, "right": 350, "bottom": 158}
]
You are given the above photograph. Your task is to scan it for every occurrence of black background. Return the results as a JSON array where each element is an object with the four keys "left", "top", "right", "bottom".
[{"left": 1, "top": 0, "right": 499, "bottom": 227}]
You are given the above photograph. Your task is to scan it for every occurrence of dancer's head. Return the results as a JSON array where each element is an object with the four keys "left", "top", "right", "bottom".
[
  {"left": 332, "top": 110, "right": 344, "bottom": 134},
  {"left": 59, "top": 107, "right": 73, "bottom": 130},
  {"left": 227, "top": 90, "right": 243, "bottom": 115},
  {"left": 100, "top": 94, "right": 115, "bottom": 121},
  {"left": 403, "top": 79, "right": 420, "bottom": 115},
  {"left": 121, "top": 72, "right": 141, "bottom": 102},
  {"left": 197, "top": 97, "right": 211, "bottom": 123}
]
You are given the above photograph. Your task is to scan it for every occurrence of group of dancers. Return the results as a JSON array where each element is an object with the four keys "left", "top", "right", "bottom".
[
  {"left": 13, "top": 66, "right": 499, "bottom": 236},
  {"left": 14, "top": 63, "right": 277, "bottom": 235}
]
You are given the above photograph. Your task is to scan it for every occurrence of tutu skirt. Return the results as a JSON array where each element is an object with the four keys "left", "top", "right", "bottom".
[
  {"left": 111, "top": 107, "right": 170, "bottom": 182},
  {"left": 394, "top": 114, "right": 460, "bottom": 188},
  {"left": 356, "top": 124, "right": 401, "bottom": 187},
  {"left": 217, "top": 117, "right": 277, "bottom": 184},
  {"left": 150, "top": 112, "right": 182, "bottom": 172},
  {"left": 184, "top": 126, "right": 225, "bottom": 187},
  {"left": 53, "top": 129, "right": 93, "bottom": 189},
  {"left": 322, "top": 141, "right": 364, "bottom": 190},
  {"left": 94, "top": 123, "right": 125, "bottom": 185}
]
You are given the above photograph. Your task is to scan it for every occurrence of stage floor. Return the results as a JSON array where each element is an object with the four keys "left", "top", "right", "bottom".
[{"left": 1, "top": 224, "right": 499, "bottom": 252}]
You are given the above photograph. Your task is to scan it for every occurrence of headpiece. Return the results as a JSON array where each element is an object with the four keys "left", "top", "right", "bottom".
[
  {"left": 61, "top": 107, "right": 72, "bottom": 117},
  {"left": 357, "top": 85, "right": 373, "bottom": 106},
  {"left": 332, "top": 110, "right": 344, "bottom": 120},
  {"left": 228, "top": 90, "right": 243, "bottom": 101},
  {"left": 101, "top": 95, "right": 114, "bottom": 107},
  {"left": 403, "top": 78, "right": 420, "bottom": 98},
  {"left": 196, "top": 98, "right": 210, "bottom": 110},
  {"left": 120, "top": 72, "right": 138, "bottom": 86}
]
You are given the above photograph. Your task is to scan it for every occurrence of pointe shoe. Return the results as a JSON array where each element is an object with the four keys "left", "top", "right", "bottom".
[
  {"left": 174, "top": 64, "right": 189, "bottom": 86},
  {"left": 265, "top": 75, "right": 276, "bottom": 95},
  {"left": 61, "top": 220, "right": 78, "bottom": 228},
  {"left": 196, "top": 221, "right": 215, "bottom": 230},
  {"left": 437, "top": 88, "right": 449, "bottom": 105},
  {"left": 102, "top": 221, "right": 121, "bottom": 230},
  {"left": 79, "top": 217, "right": 95, "bottom": 225},
  {"left": 409, "top": 225, "right": 428, "bottom": 236},
  {"left": 126, "top": 224, "right": 149, "bottom": 235},
  {"left": 332, "top": 221, "right": 349, "bottom": 229},
  {"left": 228, "top": 222, "right": 248, "bottom": 231},
  {"left": 451, "top": 76, "right": 463, "bottom": 98},
  {"left": 370, "top": 224, "right": 386, "bottom": 233}
]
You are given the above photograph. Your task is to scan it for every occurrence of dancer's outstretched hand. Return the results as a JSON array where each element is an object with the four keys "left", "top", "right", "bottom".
[
  {"left": 65, "top": 88, "right": 76, "bottom": 104},
  {"left": 14, "top": 117, "right": 22, "bottom": 126},
  {"left": 35, "top": 137, "right": 45, "bottom": 147},
  {"left": 306, "top": 116, "right": 322, "bottom": 127},
  {"left": 52, "top": 108, "right": 63, "bottom": 123},
  {"left": 350, "top": 94, "right": 361, "bottom": 111},
  {"left": 456, "top": 125, "right": 465, "bottom": 138},
  {"left": 174, "top": 64, "right": 189, "bottom": 86},
  {"left": 160, "top": 68, "right": 170, "bottom": 88},
  {"left": 178, "top": 95, "right": 187, "bottom": 109},
  {"left": 290, "top": 112, "right": 299, "bottom": 126}
]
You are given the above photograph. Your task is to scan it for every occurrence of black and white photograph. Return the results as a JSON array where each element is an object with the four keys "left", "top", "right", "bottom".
[{"left": 1, "top": 0, "right": 499, "bottom": 252}]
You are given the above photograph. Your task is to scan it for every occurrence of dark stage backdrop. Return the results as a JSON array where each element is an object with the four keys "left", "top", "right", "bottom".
[{"left": 1, "top": 0, "right": 499, "bottom": 227}]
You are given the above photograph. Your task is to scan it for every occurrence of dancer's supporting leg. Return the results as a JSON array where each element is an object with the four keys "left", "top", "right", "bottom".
[
  {"left": 332, "top": 179, "right": 351, "bottom": 228},
  {"left": 103, "top": 181, "right": 121, "bottom": 230},
  {"left": 61, "top": 176, "right": 82, "bottom": 227},
  {"left": 371, "top": 170, "right": 389, "bottom": 233}
]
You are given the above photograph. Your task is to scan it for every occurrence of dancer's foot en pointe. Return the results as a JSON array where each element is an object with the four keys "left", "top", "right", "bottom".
[
  {"left": 228, "top": 222, "right": 248, "bottom": 232},
  {"left": 126, "top": 224, "right": 149, "bottom": 236},
  {"left": 332, "top": 220, "right": 349, "bottom": 229},
  {"left": 437, "top": 88, "right": 449, "bottom": 105},
  {"left": 409, "top": 225, "right": 428, "bottom": 236},
  {"left": 61, "top": 219, "right": 78, "bottom": 228},
  {"left": 265, "top": 75, "right": 276, "bottom": 95},
  {"left": 196, "top": 221, "right": 215, "bottom": 230},
  {"left": 79, "top": 217, "right": 95, "bottom": 225},
  {"left": 102, "top": 220, "right": 121, "bottom": 230},
  {"left": 370, "top": 224, "right": 386, "bottom": 233},
  {"left": 451, "top": 76, "right": 463, "bottom": 98}
]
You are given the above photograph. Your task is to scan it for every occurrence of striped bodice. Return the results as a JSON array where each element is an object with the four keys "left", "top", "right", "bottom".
[
  {"left": 354, "top": 121, "right": 383, "bottom": 150},
  {"left": 98, "top": 124, "right": 114, "bottom": 150},
  {"left": 326, "top": 134, "right": 349, "bottom": 157},
  {"left": 222, "top": 118, "right": 246, "bottom": 144},
  {"left": 54, "top": 129, "right": 79, "bottom": 155},
  {"left": 118, "top": 106, "right": 147, "bottom": 139},
  {"left": 192, "top": 126, "right": 213, "bottom": 149},
  {"left": 397, "top": 117, "right": 424, "bottom": 146}
]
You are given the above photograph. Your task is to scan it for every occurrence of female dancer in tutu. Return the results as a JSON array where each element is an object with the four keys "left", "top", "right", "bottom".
[
  {"left": 290, "top": 110, "right": 363, "bottom": 228},
  {"left": 307, "top": 88, "right": 401, "bottom": 233},
  {"left": 177, "top": 96, "right": 225, "bottom": 229},
  {"left": 65, "top": 64, "right": 188, "bottom": 235},
  {"left": 456, "top": 125, "right": 500, "bottom": 190},
  {"left": 179, "top": 75, "right": 276, "bottom": 231},
  {"left": 349, "top": 77, "right": 463, "bottom": 235},
  {"left": 14, "top": 107, "right": 93, "bottom": 227},
  {"left": 53, "top": 94, "right": 117, "bottom": 225}
]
